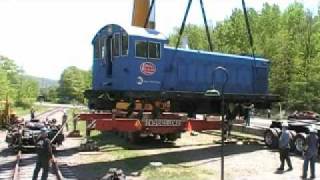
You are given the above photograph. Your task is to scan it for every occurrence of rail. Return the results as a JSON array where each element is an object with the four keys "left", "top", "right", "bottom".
[
  {"left": 11, "top": 108, "right": 67, "bottom": 180},
  {"left": 12, "top": 151, "right": 64, "bottom": 180},
  {"left": 12, "top": 150, "right": 21, "bottom": 180}
]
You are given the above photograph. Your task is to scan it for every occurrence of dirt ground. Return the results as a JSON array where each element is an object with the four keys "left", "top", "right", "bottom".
[
  {"left": 1, "top": 108, "right": 319, "bottom": 180},
  {"left": 55, "top": 130, "right": 320, "bottom": 180}
]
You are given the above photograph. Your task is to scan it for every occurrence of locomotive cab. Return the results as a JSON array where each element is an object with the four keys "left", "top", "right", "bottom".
[{"left": 92, "top": 24, "right": 167, "bottom": 92}]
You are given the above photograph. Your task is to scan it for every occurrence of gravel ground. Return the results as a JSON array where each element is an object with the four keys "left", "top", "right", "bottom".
[{"left": 58, "top": 130, "right": 320, "bottom": 180}]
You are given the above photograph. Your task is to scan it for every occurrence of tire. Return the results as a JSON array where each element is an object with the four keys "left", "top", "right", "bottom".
[
  {"left": 264, "top": 128, "right": 279, "bottom": 148},
  {"left": 288, "top": 130, "right": 296, "bottom": 152},
  {"left": 274, "top": 128, "right": 281, "bottom": 135},
  {"left": 294, "top": 133, "right": 307, "bottom": 154}
]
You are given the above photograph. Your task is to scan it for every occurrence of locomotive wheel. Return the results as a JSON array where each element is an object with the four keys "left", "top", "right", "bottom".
[
  {"left": 264, "top": 128, "right": 279, "bottom": 148},
  {"left": 294, "top": 133, "right": 307, "bottom": 154},
  {"left": 288, "top": 130, "right": 296, "bottom": 152}
]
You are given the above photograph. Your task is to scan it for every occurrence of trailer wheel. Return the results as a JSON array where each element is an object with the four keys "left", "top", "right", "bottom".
[
  {"left": 294, "top": 133, "right": 306, "bottom": 154},
  {"left": 264, "top": 128, "right": 279, "bottom": 148},
  {"left": 274, "top": 128, "right": 281, "bottom": 136},
  {"left": 288, "top": 130, "right": 296, "bottom": 152}
]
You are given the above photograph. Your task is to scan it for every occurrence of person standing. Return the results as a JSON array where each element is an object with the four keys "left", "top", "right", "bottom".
[
  {"left": 62, "top": 110, "right": 68, "bottom": 131},
  {"left": 277, "top": 121, "right": 293, "bottom": 171},
  {"left": 72, "top": 111, "right": 78, "bottom": 131},
  {"left": 30, "top": 107, "right": 35, "bottom": 120},
  {"left": 302, "top": 125, "right": 319, "bottom": 179},
  {"left": 32, "top": 128, "right": 53, "bottom": 180},
  {"left": 243, "top": 104, "right": 251, "bottom": 127},
  {"left": 225, "top": 103, "right": 236, "bottom": 138},
  {"left": 267, "top": 109, "right": 271, "bottom": 119}
]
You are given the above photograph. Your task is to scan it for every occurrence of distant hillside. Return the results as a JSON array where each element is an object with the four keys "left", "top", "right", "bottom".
[{"left": 27, "top": 75, "right": 58, "bottom": 88}]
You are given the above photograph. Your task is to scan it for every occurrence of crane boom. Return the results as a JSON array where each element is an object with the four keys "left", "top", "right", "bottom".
[{"left": 132, "top": 0, "right": 155, "bottom": 29}]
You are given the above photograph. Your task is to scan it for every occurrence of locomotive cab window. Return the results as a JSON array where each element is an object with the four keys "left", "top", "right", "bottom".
[
  {"left": 94, "top": 39, "right": 101, "bottom": 59},
  {"left": 112, "top": 33, "right": 120, "bottom": 57},
  {"left": 136, "top": 41, "right": 148, "bottom": 58},
  {"left": 148, "top": 42, "right": 160, "bottom": 59},
  {"left": 121, "top": 33, "right": 128, "bottom": 56},
  {"left": 135, "top": 41, "right": 161, "bottom": 59}
]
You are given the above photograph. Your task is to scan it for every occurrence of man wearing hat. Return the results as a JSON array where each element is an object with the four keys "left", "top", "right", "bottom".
[
  {"left": 32, "top": 127, "right": 53, "bottom": 180},
  {"left": 302, "top": 125, "right": 319, "bottom": 179},
  {"left": 277, "top": 120, "right": 293, "bottom": 171}
]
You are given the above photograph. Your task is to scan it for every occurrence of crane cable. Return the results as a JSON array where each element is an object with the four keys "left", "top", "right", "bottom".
[{"left": 241, "top": 0, "right": 256, "bottom": 93}]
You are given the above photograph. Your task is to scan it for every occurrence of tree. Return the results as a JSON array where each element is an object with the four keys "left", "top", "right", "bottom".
[
  {"left": 0, "top": 55, "right": 40, "bottom": 108},
  {"left": 58, "top": 66, "right": 91, "bottom": 103},
  {"left": 168, "top": 2, "right": 320, "bottom": 111}
]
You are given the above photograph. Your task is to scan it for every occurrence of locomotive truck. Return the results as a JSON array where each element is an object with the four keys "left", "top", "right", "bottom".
[{"left": 80, "top": 0, "right": 279, "bottom": 142}]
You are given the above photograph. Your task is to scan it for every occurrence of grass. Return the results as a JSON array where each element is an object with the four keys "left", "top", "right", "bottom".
[
  {"left": 142, "top": 165, "right": 214, "bottom": 180},
  {"left": 15, "top": 104, "right": 52, "bottom": 117},
  {"left": 79, "top": 131, "right": 217, "bottom": 179},
  {"left": 65, "top": 109, "right": 217, "bottom": 179}
]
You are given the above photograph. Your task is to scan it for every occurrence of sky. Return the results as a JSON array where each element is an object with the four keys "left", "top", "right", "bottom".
[{"left": 0, "top": 0, "right": 318, "bottom": 80}]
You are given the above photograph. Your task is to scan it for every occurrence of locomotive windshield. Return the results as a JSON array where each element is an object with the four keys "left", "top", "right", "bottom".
[
  {"left": 112, "top": 33, "right": 120, "bottom": 57},
  {"left": 121, "top": 33, "right": 128, "bottom": 56},
  {"left": 93, "top": 32, "right": 129, "bottom": 59}
]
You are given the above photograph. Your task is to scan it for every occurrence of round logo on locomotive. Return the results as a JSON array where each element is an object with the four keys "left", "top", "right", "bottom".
[{"left": 140, "top": 62, "right": 156, "bottom": 76}]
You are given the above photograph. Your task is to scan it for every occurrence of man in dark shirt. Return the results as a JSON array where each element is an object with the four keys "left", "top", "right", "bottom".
[
  {"left": 32, "top": 127, "right": 53, "bottom": 180},
  {"left": 302, "top": 125, "right": 319, "bottom": 179}
]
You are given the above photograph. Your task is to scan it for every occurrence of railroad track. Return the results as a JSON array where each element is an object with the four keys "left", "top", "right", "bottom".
[
  {"left": 0, "top": 108, "right": 77, "bottom": 180},
  {"left": 11, "top": 150, "right": 63, "bottom": 180}
]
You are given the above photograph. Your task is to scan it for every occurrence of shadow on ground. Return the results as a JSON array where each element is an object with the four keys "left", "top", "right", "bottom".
[{"left": 71, "top": 132, "right": 265, "bottom": 180}]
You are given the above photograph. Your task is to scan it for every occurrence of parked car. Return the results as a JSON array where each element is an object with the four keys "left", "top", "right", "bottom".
[{"left": 288, "top": 111, "right": 320, "bottom": 120}]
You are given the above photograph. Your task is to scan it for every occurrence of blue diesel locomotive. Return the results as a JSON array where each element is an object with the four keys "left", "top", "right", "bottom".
[{"left": 86, "top": 24, "right": 278, "bottom": 115}]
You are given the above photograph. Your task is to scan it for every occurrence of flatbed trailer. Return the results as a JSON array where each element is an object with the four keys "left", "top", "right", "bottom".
[
  {"left": 79, "top": 110, "right": 225, "bottom": 142},
  {"left": 264, "top": 120, "right": 320, "bottom": 154}
]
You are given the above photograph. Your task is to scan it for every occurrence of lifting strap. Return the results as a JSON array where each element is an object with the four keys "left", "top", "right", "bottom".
[
  {"left": 144, "top": 0, "right": 156, "bottom": 28},
  {"left": 241, "top": 0, "right": 256, "bottom": 92},
  {"left": 200, "top": 0, "right": 213, "bottom": 51},
  {"left": 175, "top": 0, "right": 193, "bottom": 49},
  {"left": 175, "top": 0, "right": 213, "bottom": 51}
]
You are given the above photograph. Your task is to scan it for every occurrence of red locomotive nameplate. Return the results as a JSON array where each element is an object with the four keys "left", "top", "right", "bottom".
[{"left": 140, "top": 62, "right": 156, "bottom": 76}]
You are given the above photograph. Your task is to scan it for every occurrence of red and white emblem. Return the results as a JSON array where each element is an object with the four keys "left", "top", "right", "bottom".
[{"left": 140, "top": 62, "right": 156, "bottom": 76}]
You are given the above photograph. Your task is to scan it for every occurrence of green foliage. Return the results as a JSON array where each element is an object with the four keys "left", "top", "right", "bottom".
[
  {"left": 40, "top": 86, "right": 59, "bottom": 102},
  {"left": 58, "top": 66, "right": 91, "bottom": 103},
  {"left": 0, "top": 55, "right": 39, "bottom": 108},
  {"left": 169, "top": 2, "right": 320, "bottom": 111}
]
